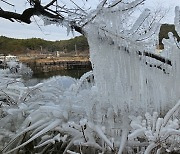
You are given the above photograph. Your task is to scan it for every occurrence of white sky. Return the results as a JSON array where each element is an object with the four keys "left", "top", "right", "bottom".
[{"left": 0, "top": 0, "right": 180, "bottom": 41}]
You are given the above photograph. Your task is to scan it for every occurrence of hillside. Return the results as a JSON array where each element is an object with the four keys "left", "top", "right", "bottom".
[
  {"left": 159, "top": 24, "right": 180, "bottom": 49},
  {"left": 0, "top": 35, "right": 89, "bottom": 55}
]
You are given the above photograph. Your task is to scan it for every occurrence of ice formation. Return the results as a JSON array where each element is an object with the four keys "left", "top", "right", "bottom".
[
  {"left": 175, "top": 6, "right": 180, "bottom": 37},
  {"left": 0, "top": 68, "right": 180, "bottom": 154},
  {"left": 0, "top": 0, "right": 180, "bottom": 154},
  {"left": 85, "top": 2, "right": 180, "bottom": 115}
]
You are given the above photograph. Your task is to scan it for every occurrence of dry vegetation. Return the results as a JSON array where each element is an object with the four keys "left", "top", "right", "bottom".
[{"left": 19, "top": 55, "right": 90, "bottom": 64}]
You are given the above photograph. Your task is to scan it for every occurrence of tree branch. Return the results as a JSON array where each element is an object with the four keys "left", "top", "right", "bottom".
[
  {"left": 0, "top": 1, "right": 84, "bottom": 34},
  {"left": 0, "top": 4, "right": 64, "bottom": 24},
  {"left": 44, "top": 0, "right": 57, "bottom": 9},
  {"left": 0, "top": 6, "right": 55, "bottom": 24},
  {"left": 0, "top": 0, "right": 14, "bottom": 7},
  {"left": 0, "top": 8, "right": 35, "bottom": 23}
]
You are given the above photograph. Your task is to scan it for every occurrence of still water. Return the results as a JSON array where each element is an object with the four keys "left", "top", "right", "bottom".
[
  {"left": 32, "top": 68, "right": 91, "bottom": 79},
  {"left": 23, "top": 68, "right": 92, "bottom": 86}
]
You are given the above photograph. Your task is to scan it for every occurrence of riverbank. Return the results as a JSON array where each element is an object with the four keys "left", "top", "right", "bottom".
[{"left": 19, "top": 55, "right": 92, "bottom": 73}]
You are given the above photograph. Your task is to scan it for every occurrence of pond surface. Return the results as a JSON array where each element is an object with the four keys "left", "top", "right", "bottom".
[
  {"left": 32, "top": 68, "right": 92, "bottom": 79},
  {"left": 23, "top": 68, "right": 92, "bottom": 86}
]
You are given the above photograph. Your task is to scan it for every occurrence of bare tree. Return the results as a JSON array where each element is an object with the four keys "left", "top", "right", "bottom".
[{"left": 0, "top": 0, "right": 146, "bottom": 35}]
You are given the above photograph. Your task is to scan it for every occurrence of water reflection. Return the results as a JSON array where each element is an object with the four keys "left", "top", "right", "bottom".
[{"left": 23, "top": 68, "right": 92, "bottom": 87}]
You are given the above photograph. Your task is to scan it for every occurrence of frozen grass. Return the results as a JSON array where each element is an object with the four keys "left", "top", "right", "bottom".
[{"left": 0, "top": 69, "right": 180, "bottom": 154}]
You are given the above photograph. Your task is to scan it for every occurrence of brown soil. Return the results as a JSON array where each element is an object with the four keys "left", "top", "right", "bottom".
[{"left": 19, "top": 56, "right": 90, "bottom": 64}]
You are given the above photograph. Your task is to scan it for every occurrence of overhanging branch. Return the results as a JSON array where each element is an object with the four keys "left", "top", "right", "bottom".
[
  {"left": 0, "top": 8, "right": 35, "bottom": 23},
  {"left": 0, "top": 1, "right": 83, "bottom": 34}
]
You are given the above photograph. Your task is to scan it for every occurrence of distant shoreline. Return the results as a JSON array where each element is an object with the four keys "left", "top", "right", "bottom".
[{"left": 19, "top": 55, "right": 91, "bottom": 73}]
